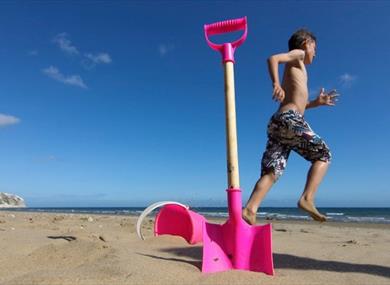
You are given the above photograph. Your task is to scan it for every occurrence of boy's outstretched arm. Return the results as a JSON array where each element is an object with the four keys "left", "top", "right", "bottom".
[{"left": 267, "top": 49, "right": 305, "bottom": 102}]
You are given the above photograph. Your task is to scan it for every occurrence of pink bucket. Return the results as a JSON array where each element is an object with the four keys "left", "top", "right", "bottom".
[{"left": 154, "top": 204, "right": 206, "bottom": 245}]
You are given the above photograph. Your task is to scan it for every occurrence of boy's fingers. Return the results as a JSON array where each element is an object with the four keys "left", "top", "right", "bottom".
[
  {"left": 272, "top": 88, "right": 284, "bottom": 102},
  {"left": 328, "top": 90, "right": 340, "bottom": 98}
]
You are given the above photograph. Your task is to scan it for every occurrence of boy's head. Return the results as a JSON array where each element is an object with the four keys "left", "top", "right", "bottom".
[{"left": 288, "top": 29, "right": 316, "bottom": 64}]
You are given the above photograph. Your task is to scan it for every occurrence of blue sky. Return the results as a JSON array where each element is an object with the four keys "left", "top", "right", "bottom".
[{"left": 0, "top": 1, "right": 389, "bottom": 207}]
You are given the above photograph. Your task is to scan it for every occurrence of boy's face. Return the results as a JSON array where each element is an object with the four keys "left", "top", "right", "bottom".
[{"left": 303, "top": 39, "right": 316, "bottom": 65}]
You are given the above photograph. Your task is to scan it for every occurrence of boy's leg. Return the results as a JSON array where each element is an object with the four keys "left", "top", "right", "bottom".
[
  {"left": 298, "top": 160, "right": 329, "bottom": 222},
  {"left": 243, "top": 172, "right": 276, "bottom": 225},
  {"left": 290, "top": 115, "right": 331, "bottom": 222},
  {"left": 243, "top": 111, "right": 290, "bottom": 225}
]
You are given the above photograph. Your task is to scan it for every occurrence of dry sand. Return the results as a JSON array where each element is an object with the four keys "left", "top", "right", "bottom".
[{"left": 0, "top": 211, "right": 389, "bottom": 285}]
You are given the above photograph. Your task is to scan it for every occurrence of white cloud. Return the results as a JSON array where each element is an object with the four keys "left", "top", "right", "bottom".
[
  {"left": 82, "top": 52, "right": 112, "bottom": 70},
  {"left": 42, "top": 155, "right": 58, "bottom": 162},
  {"left": 85, "top": 52, "right": 112, "bottom": 64},
  {"left": 52, "top": 32, "right": 112, "bottom": 73},
  {"left": 158, "top": 43, "right": 175, "bottom": 56},
  {"left": 28, "top": 50, "right": 38, "bottom": 56},
  {"left": 53, "top": 33, "right": 79, "bottom": 55},
  {"left": 43, "top": 66, "right": 87, "bottom": 89},
  {"left": 339, "top": 73, "right": 357, "bottom": 87},
  {"left": 0, "top": 114, "right": 20, "bottom": 127},
  {"left": 32, "top": 155, "right": 60, "bottom": 163}
]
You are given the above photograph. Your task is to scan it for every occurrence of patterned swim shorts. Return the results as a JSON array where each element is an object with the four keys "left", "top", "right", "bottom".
[{"left": 261, "top": 109, "right": 331, "bottom": 180}]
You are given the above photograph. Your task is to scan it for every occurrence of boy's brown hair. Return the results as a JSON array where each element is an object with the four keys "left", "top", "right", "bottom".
[{"left": 288, "top": 29, "right": 316, "bottom": 51}]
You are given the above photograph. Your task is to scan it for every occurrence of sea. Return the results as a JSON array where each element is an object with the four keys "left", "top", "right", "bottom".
[{"left": 2, "top": 207, "right": 390, "bottom": 224}]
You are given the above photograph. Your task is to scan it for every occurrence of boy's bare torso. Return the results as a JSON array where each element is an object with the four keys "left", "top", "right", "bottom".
[{"left": 279, "top": 61, "right": 308, "bottom": 115}]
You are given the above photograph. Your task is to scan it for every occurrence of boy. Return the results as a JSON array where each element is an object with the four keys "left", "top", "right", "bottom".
[{"left": 243, "top": 29, "right": 338, "bottom": 224}]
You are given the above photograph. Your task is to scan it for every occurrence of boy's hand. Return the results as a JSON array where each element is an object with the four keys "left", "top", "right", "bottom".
[
  {"left": 316, "top": 88, "right": 339, "bottom": 106},
  {"left": 272, "top": 83, "right": 285, "bottom": 102}
]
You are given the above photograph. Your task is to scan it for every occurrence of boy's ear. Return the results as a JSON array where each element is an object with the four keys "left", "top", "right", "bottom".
[{"left": 300, "top": 40, "right": 308, "bottom": 49}]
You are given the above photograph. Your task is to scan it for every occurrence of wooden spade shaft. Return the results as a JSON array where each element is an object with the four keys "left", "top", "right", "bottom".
[{"left": 223, "top": 61, "right": 240, "bottom": 189}]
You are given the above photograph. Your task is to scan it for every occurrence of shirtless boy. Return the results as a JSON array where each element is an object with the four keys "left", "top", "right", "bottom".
[{"left": 243, "top": 29, "right": 338, "bottom": 224}]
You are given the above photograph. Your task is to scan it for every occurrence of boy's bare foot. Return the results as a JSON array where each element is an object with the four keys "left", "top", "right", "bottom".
[
  {"left": 242, "top": 207, "right": 257, "bottom": 225},
  {"left": 298, "top": 198, "right": 327, "bottom": 222}
]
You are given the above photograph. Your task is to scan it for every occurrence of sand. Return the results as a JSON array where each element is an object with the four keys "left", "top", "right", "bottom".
[{"left": 0, "top": 211, "right": 389, "bottom": 285}]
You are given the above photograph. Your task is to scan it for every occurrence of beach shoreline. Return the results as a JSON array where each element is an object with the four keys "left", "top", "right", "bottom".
[
  {"left": 2, "top": 207, "right": 389, "bottom": 229},
  {"left": 0, "top": 210, "right": 389, "bottom": 285}
]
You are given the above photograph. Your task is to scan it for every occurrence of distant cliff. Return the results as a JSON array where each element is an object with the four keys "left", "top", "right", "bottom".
[{"left": 0, "top": 193, "right": 26, "bottom": 208}]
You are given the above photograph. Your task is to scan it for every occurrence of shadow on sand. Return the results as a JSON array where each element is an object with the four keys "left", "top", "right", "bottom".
[
  {"left": 137, "top": 246, "right": 390, "bottom": 278},
  {"left": 47, "top": 235, "right": 77, "bottom": 242}
]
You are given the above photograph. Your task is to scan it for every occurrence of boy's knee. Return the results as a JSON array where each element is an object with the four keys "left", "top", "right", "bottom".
[
  {"left": 311, "top": 159, "right": 330, "bottom": 167},
  {"left": 305, "top": 142, "right": 331, "bottom": 163},
  {"left": 268, "top": 172, "right": 278, "bottom": 183},
  {"left": 320, "top": 145, "right": 332, "bottom": 162},
  {"left": 261, "top": 168, "right": 279, "bottom": 183}
]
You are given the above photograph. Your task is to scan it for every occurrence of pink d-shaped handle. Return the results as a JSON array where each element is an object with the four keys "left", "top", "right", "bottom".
[{"left": 204, "top": 17, "right": 248, "bottom": 63}]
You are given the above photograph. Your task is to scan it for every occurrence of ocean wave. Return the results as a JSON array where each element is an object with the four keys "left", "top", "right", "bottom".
[
  {"left": 266, "top": 214, "right": 310, "bottom": 220},
  {"left": 326, "top": 212, "right": 344, "bottom": 216},
  {"left": 199, "top": 211, "right": 228, "bottom": 218},
  {"left": 346, "top": 216, "right": 389, "bottom": 223},
  {"left": 3, "top": 207, "right": 390, "bottom": 224}
]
